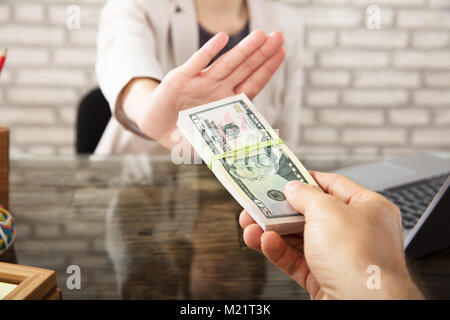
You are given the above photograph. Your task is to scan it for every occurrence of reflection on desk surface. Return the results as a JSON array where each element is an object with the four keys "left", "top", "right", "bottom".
[{"left": 2, "top": 154, "right": 450, "bottom": 299}]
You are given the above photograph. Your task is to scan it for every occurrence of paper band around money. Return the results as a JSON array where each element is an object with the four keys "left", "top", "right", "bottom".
[{"left": 207, "top": 138, "right": 284, "bottom": 170}]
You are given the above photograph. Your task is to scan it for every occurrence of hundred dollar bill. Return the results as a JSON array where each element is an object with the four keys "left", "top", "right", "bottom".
[{"left": 177, "top": 93, "right": 317, "bottom": 235}]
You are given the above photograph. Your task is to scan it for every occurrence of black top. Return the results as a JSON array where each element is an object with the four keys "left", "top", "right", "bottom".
[{"left": 199, "top": 21, "right": 250, "bottom": 65}]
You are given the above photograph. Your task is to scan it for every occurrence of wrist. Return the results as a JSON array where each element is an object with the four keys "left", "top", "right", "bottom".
[
  {"left": 379, "top": 271, "right": 423, "bottom": 300},
  {"left": 331, "top": 264, "right": 423, "bottom": 300},
  {"left": 120, "top": 77, "right": 159, "bottom": 127},
  {"left": 353, "top": 269, "right": 423, "bottom": 300}
]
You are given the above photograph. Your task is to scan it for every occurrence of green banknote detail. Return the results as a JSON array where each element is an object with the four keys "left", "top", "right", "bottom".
[{"left": 190, "top": 99, "right": 306, "bottom": 218}]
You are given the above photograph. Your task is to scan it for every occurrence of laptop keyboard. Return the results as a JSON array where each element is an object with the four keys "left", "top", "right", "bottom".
[{"left": 379, "top": 173, "right": 449, "bottom": 230}]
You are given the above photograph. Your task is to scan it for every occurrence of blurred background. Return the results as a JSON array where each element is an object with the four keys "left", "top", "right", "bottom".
[{"left": 0, "top": 0, "right": 449, "bottom": 157}]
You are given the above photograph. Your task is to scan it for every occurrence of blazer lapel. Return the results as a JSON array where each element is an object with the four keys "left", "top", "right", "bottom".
[
  {"left": 171, "top": 0, "right": 199, "bottom": 67},
  {"left": 247, "top": 0, "right": 265, "bottom": 33},
  {"left": 170, "top": 0, "right": 267, "bottom": 67}
]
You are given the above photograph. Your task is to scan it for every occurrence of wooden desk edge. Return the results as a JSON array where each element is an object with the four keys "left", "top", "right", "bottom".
[{"left": 43, "top": 288, "right": 62, "bottom": 300}]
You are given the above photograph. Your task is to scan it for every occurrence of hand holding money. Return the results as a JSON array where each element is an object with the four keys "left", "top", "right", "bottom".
[
  {"left": 177, "top": 94, "right": 317, "bottom": 235},
  {"left": 121, "top": 30, "right": 285, "bottom": 149},
  {"left": 240, "top": 172, "right": 423, "bottom": 300},
  {"left": 178, "top": 95, "right": 423, "bottom": 299}
]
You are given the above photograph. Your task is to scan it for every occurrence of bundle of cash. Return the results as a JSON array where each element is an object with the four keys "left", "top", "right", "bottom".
[{"left": 177, "top": 94, "right": 317, "bottom": 235}]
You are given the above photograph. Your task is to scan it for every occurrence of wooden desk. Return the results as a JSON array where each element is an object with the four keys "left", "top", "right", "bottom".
[{"left": 1, "top": 154, "right": 449, "bottom": 299}]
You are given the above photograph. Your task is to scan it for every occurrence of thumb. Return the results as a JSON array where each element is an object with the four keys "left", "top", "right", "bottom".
[{"left": 284, "top": 181, "right": 327, "bottom": 219}]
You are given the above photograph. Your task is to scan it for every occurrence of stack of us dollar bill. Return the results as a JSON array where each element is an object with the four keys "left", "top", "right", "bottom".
[{"left": 177, "top": 94, "right": 317, "bottom": 235}]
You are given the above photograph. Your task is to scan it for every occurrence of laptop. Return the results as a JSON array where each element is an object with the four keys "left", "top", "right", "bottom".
[{"left": 334, "top": 152, "right": 450, "bottom": 259}]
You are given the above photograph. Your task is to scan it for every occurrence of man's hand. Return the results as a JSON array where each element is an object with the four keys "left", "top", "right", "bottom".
[
  {"left": 240, "top": 171, "right": 423, "bottom": 300},
  {"left": 122, "top": 30, "right": 285, "bottom": 149}
]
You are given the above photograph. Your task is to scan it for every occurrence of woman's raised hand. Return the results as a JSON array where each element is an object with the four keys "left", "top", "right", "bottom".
[{"left": 121, "top": 30, "right": 285, "bottom": 149}]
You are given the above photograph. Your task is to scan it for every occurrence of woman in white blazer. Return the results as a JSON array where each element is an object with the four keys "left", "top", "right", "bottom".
[{"left": 95, "top": 0, "right": 304, "bottom": 155}]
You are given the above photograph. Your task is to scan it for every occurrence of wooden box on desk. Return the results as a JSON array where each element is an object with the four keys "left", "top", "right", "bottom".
[
  {"left": 0, "top": 125, "right": 9, "bottom": 210},
  {"left": 0, "top": 262, "right": 62, "bottom": 300}
]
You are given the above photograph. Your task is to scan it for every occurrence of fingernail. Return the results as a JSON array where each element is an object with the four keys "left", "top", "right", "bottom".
[{"left": 285, "top": 180, "right": 302, "bottom": 192}]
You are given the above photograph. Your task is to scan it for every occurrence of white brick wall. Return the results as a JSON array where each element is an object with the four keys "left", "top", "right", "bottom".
[
  {"left": 343, "top": 89, "right": 409, "bottom": 107},
  {"left": 298, "top": 0, "right": 450, "bottom": 156},
  {"left": 0, "top": 0, "right": 449, "bottom": 156},
  {"left": 353, "top": 71, "right": 420, "bottom": 88}
]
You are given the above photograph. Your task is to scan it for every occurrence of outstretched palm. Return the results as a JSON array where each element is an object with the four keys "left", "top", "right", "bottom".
[{"left": 135, "top": 30, "right": 285, "bottom": 148}]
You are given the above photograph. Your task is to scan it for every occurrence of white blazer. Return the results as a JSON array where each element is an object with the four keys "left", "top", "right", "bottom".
[{"left": 95, "top": 0, "right": 304, "bottom": 155}]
